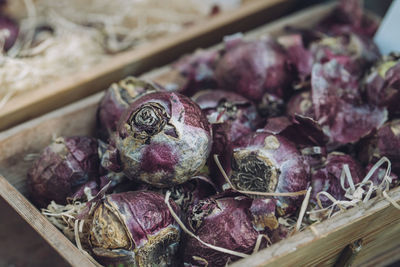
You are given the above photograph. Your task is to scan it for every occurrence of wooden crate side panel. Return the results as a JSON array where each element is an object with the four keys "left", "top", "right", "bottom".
[
  {"left": 0, "top": 176, "right": 96, "bottom": 267},
  {"left": 230, "top": 188, "right": 400, "bottom": 267},
  {"left": 0, "top": 0, "right": 296, "bottom": 131}
]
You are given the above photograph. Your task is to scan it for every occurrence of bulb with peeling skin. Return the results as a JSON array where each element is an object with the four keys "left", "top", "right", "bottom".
[
  {"left": 109, "top": 91, "right": 212, "bottom": 188},
  {"left": 183, "top": 194, "right": 266, "bottom": 267},
  {"left": 215, "top": 37, "right": 292, "bottom": 101},
  {"left": 224, "top": 131, "right": 309, "bottom": 216},
  {"left": 363, "top": 53, "right": 400, "bottom": 117},
  {"left": 97, "top": 76, "right": 163, "bottom": 140},
  {"left": 358, "top": 120, "right": 400, "bottom": 176},
  {"left": 311, "top": 152, "right": 364, "bottom": 206},
  {"left": 286, "top": 91, "right": 314, "bottom": 119},
  {"left": 27, "top": 136, "right": 100, "bottom": 207},
  {"left": 310, "top": 32, "right": 380, "bottom": 77},
  {"left": 86, "top": 191, "right": 181, "bottom": 267}
]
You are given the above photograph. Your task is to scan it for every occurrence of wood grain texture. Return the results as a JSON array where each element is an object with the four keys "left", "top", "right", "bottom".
[
  {"left": 0, "top": 176, "right": 96, "bottom": 267},
  {"left": 0, "top": 197, "right": 69, "bottom": 267},
  {"left": 1, "top": 3, "right": 397, "bottom": 267},
  {"left": 0, "top": 0, "right": 296, "bottom": 131}
]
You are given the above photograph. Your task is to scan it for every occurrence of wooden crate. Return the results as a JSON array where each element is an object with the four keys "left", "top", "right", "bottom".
[
  {"left": 0, "top": 0, "right": 297, "bottom": 131},
  {"left": 1, "top": 3, "right": 399, "bottom": 266}
]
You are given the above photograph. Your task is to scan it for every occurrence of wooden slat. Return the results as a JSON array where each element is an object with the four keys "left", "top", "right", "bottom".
[
  {"left": 0, "top": 175, "right": 96, "bottom": 267},
  {"left": 0, "top": 0, "right": 296, "bottom": 131},
  {"left": 0, "top": 196, "right": 69, "bottom": 267},
  {"left": 230, "top": 188, "right": 400, "bottom": 267}
]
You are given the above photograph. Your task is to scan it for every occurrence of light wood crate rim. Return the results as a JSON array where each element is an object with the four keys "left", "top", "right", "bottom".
[
  {"left": 1, "top": 3, "right": 396, "bottom": 267},
  {"left": 0, "top": 0, "right": 294, "bottom": 131}
]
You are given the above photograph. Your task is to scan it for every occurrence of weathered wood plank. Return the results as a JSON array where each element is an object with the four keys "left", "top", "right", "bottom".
[
  {"left": 0, "top": 197, "right": 70, "bottom": 267},
  {"left": 0, "top": 0, "right": 296, "bottom": 131},
  {"left": 0, "top": 175, "right": 96, "bottom": 266},
  {"left": 230, "top": 188, "right": 400, "bottom": 267}
]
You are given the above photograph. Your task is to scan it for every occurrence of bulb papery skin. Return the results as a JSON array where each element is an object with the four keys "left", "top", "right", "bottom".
[
  {"left": 170, "top": 49, "right": 220, "bottom": 95},
  {"left": 97, "top": 77, "right": 163, "bottom": 140},
  {"left": 27, "top": 136, "right": 100, "bottom": 207},
  {"left": 311, "top": 60, "right": 387, "bottom": 148},
  {"left": 192, "top": 89, "right": 262, "bottom": 142},
  {"left": 263, "top": 115, "right": 328, "bottom": 170},
  {"left": 363, "top": 53, "right": 400, "bottom": 117},
  {"left": 316, "top": 0, "right": 379, "bottom": 38},
  {"left": 225, "top": 131, "right": 309, "bottom": 215},
  {"left": 0, "top": 15, "right": 19, "bottom": 51},
  {"left": 114, "top": 92, "right": 212, "bottom": 187},
  {"left": 183, "top": 195, "right": 263, "bottom": 267},
  {"left": 286, "top": 91, "right": 314, "bottom": 119},
  {"left": 132, "top": 176, "right": 217, "bottom": 214},
  {"left": 88, "top": 191, "right": 181, "bottom": 267},
  {"left": 192, "top": 89, "right": 264, "bottom": 187},
  {"left": 310, "top": 33, "right": 380, "bottom": 77},
  {"left": 358, "top": 120, "right": 400, "bottom": 176},
  {"left": 215, "top": 37, "right": 291, "bottom": 101},
  {"left": 311, "top": 152, "right": 364, "bottom": 206}
]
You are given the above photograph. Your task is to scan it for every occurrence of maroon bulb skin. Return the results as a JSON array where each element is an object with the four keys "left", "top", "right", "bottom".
[
  {"left": 286, "top": 91, "right": 314, "bottom": 119},
  {"left": 132, "top": 176, "right": 217, "bottom": 214},
  {"left": 222, "top": 130, "right": 309, "bottom": 216},
  {"left": 358, "top": 120, "right": 400, "bottom": 176},
  {"left": 316, "top": 0, "right": 379, "bottom": 38},
  {"left": 109, "top": 91, "right": 212, "bottom": 188},
  {"left": 310, "top": 32, "right": 380, "bottom": 78},
  {"left": 311, "top": 60, "right": 387, "bottom": 149},
  {"left": 363, "top": 53, "right": 400, "bottom": 118},
  {"left": 183, "top": 195, "right": 262, "bottom": 267},
  {"left": 192, "top": 89, "right": 264, "bottom": 189},
  {"left": 170, "top": 49, "right": 220, "bottom": 96},
  {"left": 97, "top": 77, "right": 163, "bottom": 140},
  {"left": 27, "top": 136, "right": 100, "bottom": 207},
  {"left": 193, "top": 89, "right": 263, "bottom": 142},
  {"left": 311, "top": 152, "right": 364, "bottom": 206},
  {"left": 0, "top": 15, "right": 19, "bottom": 51},
  {"left": 215, "top": 37, "right": 291, "bottom": 101},
  {"left": 88, "top": 191, "right": 181, "bottom": 267}
]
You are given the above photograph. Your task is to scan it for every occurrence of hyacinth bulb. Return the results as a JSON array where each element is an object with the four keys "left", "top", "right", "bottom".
[
  {"left": 192, "top": 89, "right": 262, "bottom": 142},
  {"left": 311, "top": 60, "right": 387, "bottom": 148},
  {"left": 358, "top": 120, "right": 400, "bottom": 176},
  {"left": 169, "top": 49, "right": 220, "bottom": 95},
  {"left": 263, "top": 115, "right": 328, "bottom": 169},
  {"left": 317, "top": 0, "right": 379, "bottom": 38},
  {"left": 223, "top": 130, "right": 309, "bottom": 215},
  {"left": 364, "top": 53, "right": 400, "bottom": 117},
  {"left": 0, "top": 15, "right": 18, "bottom": 51},
  {"left": 278, "top": 34, "right": 313, "bottom": 83},
  {"left": 215, "top": 37, "right": 291, "bottom": 101},
  {"left": 97, "top": 76, "right": 163, "bottom": 140},
  {"left": 310, "top": 32, "right": 380, "bottom": 77},
  {"left": 109, "top": 91, "right": 212, "bottom": 187},
  {"left": 311, "top": 152, "right": 364, "bottom": 206},
  {"left": 87, "top": 191, "right": 181, "bottom": 266},
  {"left": 27, "top": 136, "right": 100, "bottom": 207},
  {"left": 183, "top": 194, "right": 264, "bottom": 267},
  {"left": 132, "top": 176, "right": 217, "bottom": 214},
  {"left": 286, "top": 90, "right": 314, "bottom": 119}
]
